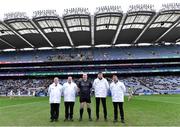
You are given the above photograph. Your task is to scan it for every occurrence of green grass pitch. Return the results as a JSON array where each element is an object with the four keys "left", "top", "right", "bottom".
[{"left": 0, "top": 95, "right": 180, "bottom": 126}]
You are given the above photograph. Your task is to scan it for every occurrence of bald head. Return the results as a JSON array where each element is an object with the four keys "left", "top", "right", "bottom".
[
  {"left": 82, "top": 73, "right": 88, "bottom": 81},
  {"left": 54, "top": 77, "right": 59, "bottom": 85}
]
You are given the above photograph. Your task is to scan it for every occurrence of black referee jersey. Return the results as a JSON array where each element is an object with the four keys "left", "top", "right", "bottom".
[{"left": 78, "top": 79, "right": 92, "bottom": 99}]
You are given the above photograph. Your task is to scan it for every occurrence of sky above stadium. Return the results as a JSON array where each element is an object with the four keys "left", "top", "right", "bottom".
[{"left": 0, "top": 0, "right": 178, "bottom": 18}]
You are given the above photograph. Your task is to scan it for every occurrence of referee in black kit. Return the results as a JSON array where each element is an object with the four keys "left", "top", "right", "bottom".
[{"left": 77, "top": 73, "right": 93, "bottom": 121}]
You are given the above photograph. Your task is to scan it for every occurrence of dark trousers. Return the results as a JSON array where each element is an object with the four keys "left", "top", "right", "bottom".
[
  {"left": 95, "top": 97, "right": 107, "bottom": 119},
  {"left": 64, "top": 102, "right": 75, "bottom": 119},
  {"left": 113, "top": 102, "right": 124, "bottom": 120},
  {"left": 50, "top": 103, "right": 60, "bottom": 120}
]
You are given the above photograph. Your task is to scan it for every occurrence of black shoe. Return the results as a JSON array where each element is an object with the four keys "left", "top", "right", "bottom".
[
  {"left": 54, "top": 119, "right": 58, "bottom": 122},
  {"left": 50, "top": 119, "right": 54, "bottom": 122},
  {"left": 70, "top": 118, "right": 74, "bottom": 121},
  {"left": 89, "top": 117, "right": 92, "bottom": 121},
  {"left": 64, "top": 118, "right": 68, "bottom": 122},
  {"left": 79, "top": 117, "right": 82, "bottom": 121},
  {"left": 121, "top": 119, "right": 125, "bottom": 123},
  {"left": 113, "top": 119, "right": 118, "bottom": 123}
]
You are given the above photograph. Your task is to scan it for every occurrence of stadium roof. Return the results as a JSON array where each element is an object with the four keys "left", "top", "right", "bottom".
[{"left": 0, "top": 3, "right": 180, "bottom": 50}]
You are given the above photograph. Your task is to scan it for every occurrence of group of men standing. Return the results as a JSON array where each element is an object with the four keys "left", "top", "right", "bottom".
[{"left": 48, "top": 72, "right": 126, "bottom": 123}]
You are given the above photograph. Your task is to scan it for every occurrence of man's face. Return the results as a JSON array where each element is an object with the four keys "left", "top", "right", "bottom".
[
  {"left": 54, "top": 78, "right": 59, "bottom": 84},
  {"left": 82, "top": 74, "right": 88, "bottom": 81},
  {"left": 112, "top": 75, "right": 118, "bottom": 82},
  {"left": 68, "top": 77, "right": 72, "bottom": 83},
  {"left": 98, "top": 73, "right": 103, "bottom": 79}
]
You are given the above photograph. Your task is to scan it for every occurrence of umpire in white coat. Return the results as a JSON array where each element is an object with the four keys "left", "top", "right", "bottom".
[
  {"left": 63, "top": 76, "right": 78, "bottom": 121},
  {"left": 110, "top": 75, "right": 126, "bottom": 123},
  {"left": 93, "top": 72, "right": 109, "bottom": 121},
  {"left": 48, "top": 77, "right": 63, "bottom": 122}
]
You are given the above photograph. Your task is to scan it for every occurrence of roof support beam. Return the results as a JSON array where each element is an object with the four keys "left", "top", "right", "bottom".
[
  {"left": 30, "top": 19, "right": 54, "bottom": 47},
  {"left": 0, "top": 37, "right": 15, "bottom": 48},
  {"left": 155, "top": 18, "right": 180, "bottom": 43},
  {"left": 60, "top": 18, "right": 74, "bottom": 46},
  {"left": 2, "top": 22, "right": 34, "bottom": 48},
  {"left": 112, "top": 13, "right": 127, "bottom": 45},
  {"left": 133, "top": 13, "right": 159, "bottom": 44},
  {"left": 91, "top": 15, "right": 95, "bottom": 45}
]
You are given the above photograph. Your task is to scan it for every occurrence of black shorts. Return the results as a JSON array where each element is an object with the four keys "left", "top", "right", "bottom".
[{"left": 80, "top": 97, "right": 91, "bottom": 103}]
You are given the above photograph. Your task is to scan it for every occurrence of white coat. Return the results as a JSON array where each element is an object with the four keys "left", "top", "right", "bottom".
[
  {"left": 63, "top": 82, "right": 78, "bottom": 102},
  {"left": 48, "top": 83, "right": 63, "bottom": 104},
  {"left": 93, "top": 78, "right": 109, "bottom": 98},
  {"left": 110, "top": 80, "right": 126, "bottom": 102}
]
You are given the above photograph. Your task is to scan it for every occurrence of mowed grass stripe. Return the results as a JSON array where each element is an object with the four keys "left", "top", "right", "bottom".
[
  {"left": 0, "top": 95, "right": 180, "bottom": 126},
  {"left": 0, "top": 97, "right": 120, "bottom": 126},
  {"left": 125, "top": 98, "right": 180, "bottom": 126},
  {"left": 0, "top": 100, "right": 47, "bottom": 109},
  {"left": 135, "top": 95, "right": 180, "bottom": 105},
  {"left": 0, "top": 96, "right": 47, "bottom": 107}
]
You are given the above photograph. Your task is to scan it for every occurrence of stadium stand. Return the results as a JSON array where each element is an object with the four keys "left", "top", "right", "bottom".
[
  {"left": 0, "top": 45, "right": 180, "bottom": 62},
  {"left": 0, "top": 76, "right": 180, "bottom": 96},
  {"left": 0, "top": 4, "right": 180, "bottom": 96}
]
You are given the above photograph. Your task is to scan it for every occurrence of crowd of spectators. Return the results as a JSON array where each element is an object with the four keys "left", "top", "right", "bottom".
[
  {"left": 1, "top": 46, "right": 180, "bottom": 62},
  {"left": 47, "top": 51, "right": 93, "bottom": 61},
  {"left": 0, "top": 76, "right": 180, "bottom": 96}
]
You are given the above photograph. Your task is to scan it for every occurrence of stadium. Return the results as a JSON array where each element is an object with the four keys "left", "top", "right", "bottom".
[{"left": 0, "top": 0, "right": 180, "bottom": 126}]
